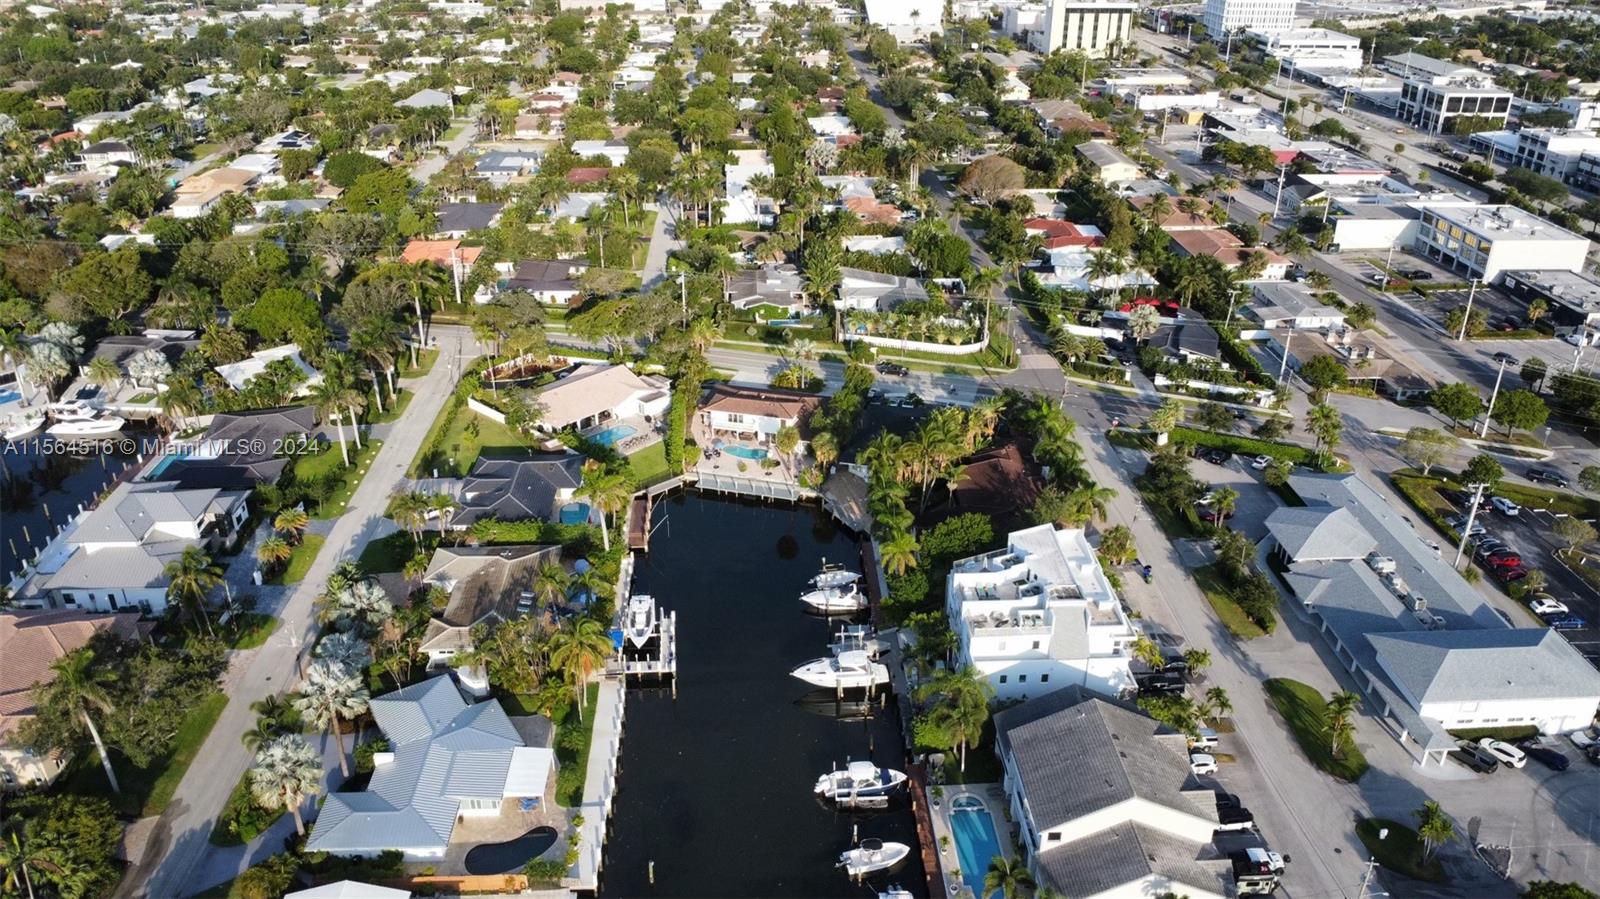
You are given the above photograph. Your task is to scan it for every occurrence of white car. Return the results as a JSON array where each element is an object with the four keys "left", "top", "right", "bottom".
[
  {"left": 1478, "top": 738, "right": 1527, "bottom": 769},
  {"left": 1190, "top": 752, "right": 1218, "bottom": 775},
  {"left": 1190, "top": 728, "right": 1220, "bottom": 751},
  {"left": 1563, "top": 331, "right": 1596, "bottom": 347},
  {"left": 1490, "top": 496, "right": 1521, "bottom": 516},
  {"left": 1251, "top": 455, "right": 1272, "bottom": 470},
  {"left": 1530, "top": 596, "right": 1570, "bottom": 616},
  {"left": 1570, "top": 729, "right": 1598, "bottom": 751}
]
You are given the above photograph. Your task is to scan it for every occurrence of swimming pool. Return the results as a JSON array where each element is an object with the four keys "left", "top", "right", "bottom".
[
  {"left": 0, "top": 390, "right": 19, "bottom": 405},
  {"left": 950, "top": 794, "right": 1003, "bottom": 898},
  {"left": 591, "top": 424, "right": 637, "bottom": 446},
  {"left": 723, "top": 444, "right": 768, "bottom": 460}
]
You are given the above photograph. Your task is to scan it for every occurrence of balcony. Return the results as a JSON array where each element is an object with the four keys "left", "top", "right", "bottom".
[
  {"left": 953, "top": 548, "right": 1024, "bottom": 575},
  {"left": 962, "top": 608, "right": 1052, "bottom": 637}
]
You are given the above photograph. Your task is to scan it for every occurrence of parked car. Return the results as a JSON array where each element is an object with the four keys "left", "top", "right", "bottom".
[
  {"left": 1478, "top": 738, "right": 1527, "bottom": 769},
  {"left": 875, "top": 362, "right": 909, "bottom": 377},
  {"left": 1214, "top": 791, "right": 1242, "bottom": 811},
  {"left": 1490, "top": 496, "right": 1521, "bottom": 516},
  {"left": 1529, "top": 596, "right": 1569, "bottom": 616},
  {"left": 1251, "top": 454, "right": 1273, "bottom": 470},
  {"left": 1492, "top": 351, "right": 1517, "bottom": 364},
  {"left": 1190, "top": 753, "right": 1218, "bottom": 775},
  {"left": 1449, "top": 741, "right": 1501, "bottom": 773},
  {"left": 1568, "top": 728, "right": 1598, "bottom": 751},
  {"left": 1468, "top": 532, "right": 1500, "bottom": 547},
  {"left": 1563, "top": 330, "right": 1596, "bottom": 347},
  {"left": 1199, "top": 447, "right": 1232, "bottom": 465},
  {"left": 1216, "top": 806, "right": 1257, "bottom": 832},
  {"left": 1483, "top": 551, "right": 1523, "bottom": 569},
  {"left": 1190, "top": 728, "right": 1220, "bottom": 751},
  {"left": 1524, "top": 745, "right": 1571, "bottom": 771},
  {"left": 1544, "top": 613, "right": 1588, "bottom": 631},
  {"left": 1473, "top": 543, "right": 1510, "bottom": 562},
  {"left": 1527, "top": 467, "right": 1570, "bottom": 488},
  {"left": 1199, "top": 505, "right": 1236, "bottom": 523},
  {"left": 1370, "top": 273, "right": 1389, "bottom": 286},
  {"left": 1491, "top": 565, "right": 1529, "bottom": 583},
  {"left": 1447, "top": 515, "right": 1486, "bottom": 536},
  {"left": 1404, "top": 269, "right": 1433, "bottom": 280}
]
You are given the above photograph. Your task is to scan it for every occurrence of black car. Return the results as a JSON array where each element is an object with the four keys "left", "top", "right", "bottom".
[
  {"left": 875, "top": 362, "right": 909, "bottom": 377},
  {"left": 1404, "top": 269, "right": 1433, "bottom": 280},
  {"left": 1524, "top": 746, "right": 1571, "bottom": 771},
  {"left": 1214, "top": 791, "right": 1242, "bottom": 811},
  {"left": 1451, "top": 740, "right": 1501, "bottom": 773},
  {"left": 1199, "top": 447, "right": 1232, "bottom": 465},
  {"left": 1528, "top": 467, "right": 1570, "bottom": 488},
  {"left": 1492, "top": 351, "right": 1517, "bottom": 365}
]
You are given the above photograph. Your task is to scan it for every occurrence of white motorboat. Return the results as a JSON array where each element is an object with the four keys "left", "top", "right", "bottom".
[
  {"left": 831, "top": 623, "right": 890, "bottom": 659},
  {"left": 791, "top": 650, "right": 889, "bottom": 690},
  {"left": 879, "top": 889, "right": 913, "bottom": 899},
  {"left": 2, "top": 411, "right": 45, "bottom": 441},
  {"left": 810, "top": 561, "right": 862, "bottom": 590},
  {"left": 838, "top": 839, "right": 910, "bottom": 878},
  {"left": 800, "top": 581, "right": 867, "bottom": 614},
  {"left": 623, "top": 594, "right": 659, "bottom": 649},
  {"left": 815, "top": 761, "right": 908, "bottom": 801},
  {"left": 48, "top": 410, "right": 126, "bottom": 437}
]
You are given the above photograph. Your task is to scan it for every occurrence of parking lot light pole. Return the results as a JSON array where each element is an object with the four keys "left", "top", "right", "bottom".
[
  {"left": 1452, "top": 483, "right": 1489, "bottom": 569},
  {"left": 1277, "top": 330, "right": 1294, "bottom": 381},
  {"left": 1479, "top": 355, "right": 1511, "bottom": 438},
  {"left": 1456, "top": 278, "right": 1480, "bottom": 340}
]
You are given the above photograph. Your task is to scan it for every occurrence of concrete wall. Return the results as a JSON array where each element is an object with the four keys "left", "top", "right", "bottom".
[{"left": 843, "top": 332, "right": 989, "bottom": 355}]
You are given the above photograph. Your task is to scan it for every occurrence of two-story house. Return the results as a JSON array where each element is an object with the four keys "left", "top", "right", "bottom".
[
  {"left": 946, "top": 524, "right": 1138, "bottom": 701},
  {"left": 696, "top": 384, "right": 821, "bottom": 452}
]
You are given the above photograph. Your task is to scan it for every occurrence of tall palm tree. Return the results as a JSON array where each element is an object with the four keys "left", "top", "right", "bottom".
[
  {"left": 273, "top": 507, "right": 310, "bottom": 544},
  {"left": 1325, "top": 690, "right": 1360, "bottom": 758},
  {"left": 256, "top": 536, "right": 293, "bottom": 573},
  {"left": 577, "top": 466, "right": 634, "bottom": 553},
  {"left": 985, "top": 856, "right": 1035, "bottom": 899},
  {"left": 1131, "top": 636, "right": 1166, "bottom": 670},
  {"left": 1415, "top": 800, "right": 1455, "bottom": 860},
  {"left": 0, "top": 824, "right": 46, "bottom": 899},
  {"left": 164, "top": 547, "right": 222, "bottom": 636},
  {"left": 914, "top": 665, "right": 995, "bottom": 772},
  {"left": 878, "top": 529, "right": 919, "bottom": 576},
  {"left": 810, "top": 431, "right": 839, "bottom": 471},
  {"left": 313, "top": 631, "right": 373, "bottom": 676},
  {"left": 86, "top": 356, "right": 122, "bottom": 394},
  {"left": 1063, "top": 483, "right": 1117, "bottom": 524},
  {"left": 429, "top": 493, "right": 459, "bottom": 533},
  {"left": 38, "top": 650, "right": 120, "bottom": 794},
  {"left": 309, "top": 378, "right": 352, "bottom": 465},
  {"left": 294, "top": 659, "right": 370, "bottom": 778},
  {"left": 1144, "top": 192, "right": 1173, "bottom": 226},
  {"left": 157, "top": 379, "right": 202, "bottom": 431},
  {"left": 548, "top": 617, "right": 613, "bottom": 721},
  {"left": 1126, "top": 303, "right": 1161, "bottom": 343},
  {"left": 390, "top": 491, "right": 431, "bottom": 543},
  {"left": 1203, "top": 686, "right": 1233, "bottom": 723},
  {"left": 248, "top": 734, "right": 323, "bottom": 836},
  {"left": 533, "top": 559, "right": 570, "bottom": 607},
  {"left": 1210, "top": 486, "right": 1239, "bottom": 521}
]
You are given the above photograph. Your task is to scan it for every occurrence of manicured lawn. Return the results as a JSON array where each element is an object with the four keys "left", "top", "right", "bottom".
[
  {"left": 1394, "top": 467, "right": 1600, "bottom": 536},
  {"left": 366, "top": 388, "right": 413, "bottom": 425},
  {"left": 554, "top": 683, "right": 600, "bottom": 808},
  {"left": 185, "top": 141, "right": 223, "bottom": 160},
  {"left": 357, "top": 531, "right": 435, "bottom": 574},
  {"left": 1356, "top": 818, "right": 1449, "bottom": 883},
  {"left": 1136, "top": 486, "right": 1203, "bottom": 539},
  {"left": 399, "top": 347, "right": 439, "bottom": 378},
  {"left": 274, "top": 533, "right": 325, "bottom": 585},
  {"left": 626, "top": 441, "right": 673, "bottom": 486},
  {"left": 409, "top": 405, "right": 526, "bottom": 478},
  {"left": 1192, "top": 564, "right": 1267, "bottom": 640},
  {"left": 64, "top": 692, "right": 229, "bottom": 817},
  {"left": 224, "top": 612, "right": 280, "bottom": 649},
  {"left": 294, "top": 440, "right": 383, "bottom": 519},
  {"left": 1263, "top": 678, "right": 1369, "bottom": 783}
]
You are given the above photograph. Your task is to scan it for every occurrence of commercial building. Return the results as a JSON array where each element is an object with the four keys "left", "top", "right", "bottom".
[
  {"left": 1498, "top": 129, "right": 1600, "bottom": 186},
  {"left": 945, "top": 524, "right": 1138, "bottom": 702},
  {"left": 1387, "top": 53, "right": 1512, "bottom": 134},
  {"left": 1413, "top": 204, "right": 1590, "bottom": 282},
  {"left": 863, "top": 0, "right": 941, "bottom": 42},
  {"left": 1266, "top": 473, "right": 1600, "bottom": 764},
  {"left": 995, "top": 687, "right": 1234, "bottom": 899},
  {"left": 1501, "top": 269, "right": 1600, "bottom": 334},
  {"left": 1030, "top": 0, "right": 1137, "bottom": 57},
  {"left": 1255, "top": 28, "right": 1364, "bottom": 71},
  {"left": 1202, "top": 0, "right": 1296, "bottom": 38},
  {"left": 1076, "top": 141, "right": 1142, "bottom": 186}
]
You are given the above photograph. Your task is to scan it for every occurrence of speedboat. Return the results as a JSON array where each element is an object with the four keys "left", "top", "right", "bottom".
[
  {"left": 815, "top": 761, "right": 908, "bottom": 801},
  {"left": 2, "top": 411, "right": 45, "bottom": 441},
  {"left": 47, "top": 402, "right": 125, "bottom": 437},
  {"left": 791, "top": 650, "right": 889, "bottom": 690},
  {"left": 810, "top": 561, "right": 862, "bottom": 590},
  {"left": 838, "top": 839, "right": 910, "bottom": 878},
  {"left": 879, "top": 889, "right": 913, "bottom": 899},
  {"left": 623, "top": 594, "right": 659, "bottom": 649},
  {"left": 831, "top": 623, "right": 890, "bottom": 659},
  {"left": 800, "top": 581, "right": 867, "bottom": 614}
]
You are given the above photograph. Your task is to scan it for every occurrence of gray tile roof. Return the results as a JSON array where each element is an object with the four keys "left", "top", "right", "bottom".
[
  {"left": 1034, "top": 821, "right": 1233, "bottom": 899},
  {"left": 422, "top": 544, "right": 560, "bottom": 631},
  {"left": 1264, "top": 506, "right": 1373, "bottom": 561},
  {"left": 435, "top": 202, "right": 502, "bottom": 234},
  {"left": 1370, "top": 629, "right": 1600, "bottom": 705},
  {"left": 454, "top": 455, "right": 584, "bottom": 526}
]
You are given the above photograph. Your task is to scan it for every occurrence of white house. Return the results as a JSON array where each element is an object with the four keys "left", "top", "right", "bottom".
[
  {"left": 723, "top": 149, "right": 777, "bottom": 226},
  {"left": 863, "top": 0, "right": 942, "bottom": 42},
  {"left": 807, "top": 115, "right": 856, "bottom": 139},
  {"left": 946, "top": 525, "right": 1139, "bottom": 701},
  {"left": 569, "top": 139, "right": 630, "bottom": 166},
  {"left": 697, "top": 383, "right": 821, "bottom": 450},
  {"left": 306, "top": 677, "right": 553, "bottom": 860},
  {"left": 1249, "top": 283, "right": 1346, "bottom": 330},
  {"left": 36, "top": 482, "right": 250, "bottom": 613},
  {"left": 534, "top": 363, "right": 670, "bottom": 432},
  {"left": 214, "top": 344, "right": 323, "bottom": 395}
]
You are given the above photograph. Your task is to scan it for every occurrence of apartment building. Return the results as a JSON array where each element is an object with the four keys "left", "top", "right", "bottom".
[
  {"left": 1030, "top": 0, "right": 1137, "bottom": 57},
  {"left": 1202, "top": 0, "right": 1296, "bottom": 38}
]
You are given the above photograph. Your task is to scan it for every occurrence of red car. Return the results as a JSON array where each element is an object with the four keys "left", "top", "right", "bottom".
[
  {"left": 1492, "top": 565, "right": 1529, "bottom": 583},
  {"left": 1199, "top": 507, "right": 1236, "bottom": 523},
  {"left": 1484, "top": 552, "right": 1523, "bottom": 569}
]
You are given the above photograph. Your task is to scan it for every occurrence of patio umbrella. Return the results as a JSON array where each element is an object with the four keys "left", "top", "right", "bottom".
[{"left": 712, "top": 438, "right": 727, "bottom": 449}]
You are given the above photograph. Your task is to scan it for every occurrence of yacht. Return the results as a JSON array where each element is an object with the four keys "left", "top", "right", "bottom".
[
  {"left": 623, "top": 594, "right": 660, "bottom": 649},
  {"left": 2, "top": 411, "right": 45, "bottom": 441},
  {"left": 810, "top": 561, "right": 862, "bottom": 590},
  {"left": 815, "top": 761, "right": 908, "bottom": 801},
  {"left": 838, "top": 839, "right": 910, "bottom": 878},
  {"left": 830, "top": 623, "right": 890, "bottom": 659},
  {"left": 800, "top": 581, "right": 867, "bottom": 614},
  {"left": 47, "top": 402, "right": 125, "bottom": 437},
  {"left": 791, "top": 650, "right": 889, "bottom": 690}
]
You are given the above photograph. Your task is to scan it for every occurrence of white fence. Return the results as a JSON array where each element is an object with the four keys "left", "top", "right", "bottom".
[
  {"left": 464, "top": 396, "right": 508, "bottom": 424},
  {"left": 842, "top": 332, "right": 988, "bottom": 356},
  {"left": 1153, "top": 374, "right": 1276, "bottom": 406}
]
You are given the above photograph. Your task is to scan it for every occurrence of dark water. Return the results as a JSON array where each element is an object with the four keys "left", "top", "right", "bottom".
[
  {"left": 0, "top": 440, "right": 140, "bottom": 583},
  {"left": 599, "top": 494, "right": 926, "bottom": 899}
]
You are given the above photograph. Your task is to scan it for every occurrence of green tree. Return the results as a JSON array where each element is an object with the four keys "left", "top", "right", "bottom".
[
  {"left": 1521, "top": 883, "right": 1599, "bottom": 899},
  {"left": 1430, "top": 382, "right": 1484, "bottom": 429},
  {"left": 1194, "top": 401, "right": 1237, "bottom": 433},
  {"left": 1306, "top": 402, "right": 1342, "bottom": 455},
  {"left": 1490, "top": 389, "right": 1548, "bottom": 436},
  {"left": 1398, "top": 427, "right": 1457, "bottom": 476},
  {"left": 1098, "top": 524, "right": 1137, "bottom": 565},
  {"left": 879, "top": 530, "right": 921, "bottom": 576},
  {"left": 1445, "top": 305, "right": 1487, "bottom": 339},
  {"left": 24, "top": 650, "right": 121, "bottom": 794},
  {"left": 274, "top": 507, "right": 310, "bottom": 544},
  {"left": 984, "top": 856, "right": 1035, "bottom": 899},
  {"left": 256, "top": 536, "right": 292, "bottom": 573},
  {"left": 576, "top": 466, "right": 633, "bottom": 553},
  {"left": 1415, "top": 799, "right": 1455, "bottom": 861},
  {"left": 1582, "top": 466, "right": 1600, "bottom": 493},
  {"left": 248, "top": 735, "right": 323, "bottom": 835},
  {"left": 1553, "top": 516, "right": 1598, "bottom": 552},
  {"left": 914, "top": 665, "right": 995, "bottom": 773},
  {"left": 1145, "top": 398, "right": 1183, "bottom": 445},
  {"left": 1325, "top": 690, "right": 1359, "bottom": 758},
  {"left": 1131, "top": 635, "right": 1166, "bottom": 670},
  {"left": 237, "top": 287, "right": 321, "bottom": 342},
  {"left": 293, "top": 659, "right": 369, "bottom": 778},
  {"left": 548, "top": 617, "right": 614, "bottom": 721},
  {"left": 164, "top": 547, "right": 223, "bottom": 635},
  {"left": 1298, "top": 354, "right": 1348, "bottom": 392},
  {"left": 1464, "top": 454, "right": 1504, "bottom": 490}
]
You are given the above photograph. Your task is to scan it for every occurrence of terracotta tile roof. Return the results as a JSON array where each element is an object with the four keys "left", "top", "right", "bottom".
[
  {"left": 1129, "top": 196, "right": 1216, "bottom": 230},
  {"left": 565, "top": 166, "right": 610, "bottom": 184},
  {"left": 400, "top": 239, "right": 483, "bottom": 267},
  {"left": 843, "top": 195, "right": 902, "bottom": 226},
  {"left": 699, "top": 383, "right": 821, "bottom": 423},
  {"left": 0, "top": 610, "right": 150, "bottom": 740},
  {"left": 1025, "top": 218, "right": 1102, "bottom": 249},
  {"left": 1167, "top": 228, "right": 1244, "bottom": 257}
]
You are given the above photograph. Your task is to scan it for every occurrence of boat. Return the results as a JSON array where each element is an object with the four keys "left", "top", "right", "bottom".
[
  {"left": 838, "top": 839, "right": 910, "bottom": 878},
  {"left": 622, "top": 594, "right": 660, "bottom": 649},
  {"left": 810, "top": 560, "right": 862, "bottom": 590},
  {"left": 47, "top": 408, "right": 126, "bottom": 437},
  {"left": 2, "top": 411, "right": 45, "bottom": 441},
  {"left": 815, "top": 761, "right": 908, "bottom": 801},
  {"left": 831, "top": 623, "right": 890, "bottom": 659},
  {"left": 791, "top": 650, "right": 890, "bottom": 690},
  {"left": 800, "top": 581, "right": 868, "bottom": 614},
  {"left": 879, "top": 888, "right": 913, "bottom": 899}
]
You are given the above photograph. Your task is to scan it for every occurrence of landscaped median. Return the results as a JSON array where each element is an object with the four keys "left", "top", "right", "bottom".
[
  {"left": 1192, "top": 563, "right": 1270, "bottom": 639},
  {"left": 1263, "top": 678, "right": 1369, "bottom": 782},
  {"left": 1355, "top": 818, "right": 1448, "bottom": 884}
]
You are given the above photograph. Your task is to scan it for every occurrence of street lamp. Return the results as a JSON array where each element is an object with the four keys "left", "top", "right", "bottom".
[
  {"left": 1456, "top": 279, "right": 1480, "bottom": 341},
  {"left": 1479, "top": 354, "right": 1512, "bottom": 439}
]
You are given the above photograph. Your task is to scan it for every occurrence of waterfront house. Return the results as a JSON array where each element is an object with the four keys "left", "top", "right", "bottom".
[
  {"left": 920, "top": 444, "right": 1042, "bottom": 530},
  {"left": 152, "top": 405, "right": 318, "bottom": 489},
  {"left": 36, "top": 482, "right": 251, "bottom": 613},
  {"left": 450, "top": 455, "right": 587, "bottom": 529},
  {"left": 417, "top": 545, "right": 563, "bottom": 691},
  {"left": 945, "top": 524, "right": 1138, "bottom": 701},
  {"left": 533, "top": 363, "right": 670, "bottom": 433},
  {"left": 1, "top": 610, "right": 152, "bottom": 790},
  {"left": 995, "top": 686, "right": 1232, "bottom": 899},
  {"left": 213, "top": 344, "right": 323, "bottom": 396},
  {"left": 696, "top": 383, "right": 820, "bottom": 452},
  {"left": 305, "top": 676, "right": 553, "bottom": 860}
]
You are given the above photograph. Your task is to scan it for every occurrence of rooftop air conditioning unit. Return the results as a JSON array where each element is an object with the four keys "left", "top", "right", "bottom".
[
  {"left": 1411, "top": 595, "right": 1427, "bottom": 612},
  {"left": 1368, "top": 554, "right": 1398, "bottom": 575}
]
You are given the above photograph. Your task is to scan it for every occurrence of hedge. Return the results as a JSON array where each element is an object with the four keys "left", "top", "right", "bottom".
[{"left": 1168, "top": 426, "right": 1314, "bottom": 464}]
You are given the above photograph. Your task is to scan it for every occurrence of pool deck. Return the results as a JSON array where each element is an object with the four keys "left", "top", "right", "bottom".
[
  {"left": 581, "top": 414, "right": 661, "bottom": 452},
  {"left": 925, "top": 782, "right": 1014, "bottom": 899}
]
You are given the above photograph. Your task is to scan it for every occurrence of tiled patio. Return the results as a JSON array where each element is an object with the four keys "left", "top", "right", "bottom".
[
  {"left": 688, "top": 417, "right": 801, "bottom": 485},
  {"left": 581, "top": 414, "right": 662, "bottom": 453}
]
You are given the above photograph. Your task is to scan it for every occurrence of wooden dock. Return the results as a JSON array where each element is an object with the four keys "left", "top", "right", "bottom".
[
  {"left": 908, "top": 763, "right": 944, "bottom": 899},
  {"left": 627, "top": 494, "right": 650, "bottom": 550}
]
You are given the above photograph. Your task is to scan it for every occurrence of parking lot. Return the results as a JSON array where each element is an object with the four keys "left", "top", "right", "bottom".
[{"left": 1188, "top": 451, "right": 1282, "bottom": 542}]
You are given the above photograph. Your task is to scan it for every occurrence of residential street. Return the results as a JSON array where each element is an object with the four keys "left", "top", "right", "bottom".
[{"left": 127, "top": 339, "right": 484, "bottom": 898}]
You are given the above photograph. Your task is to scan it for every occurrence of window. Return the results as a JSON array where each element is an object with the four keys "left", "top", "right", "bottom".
[
  {"left": 61, "top": 593, "right": 76, "bottom": 605},
  {"left": 1031, "top": 641, "right": 1041, "bottom": 650},
  {"left": 1047, "top": 833, "right": 1062, "bottom": 842},
  {"left": 1018, "top": 674, "right": 1028, "bottom": 683},
  {"left": 1040, "top": 674, "right": 1050, "bottom": 683}
]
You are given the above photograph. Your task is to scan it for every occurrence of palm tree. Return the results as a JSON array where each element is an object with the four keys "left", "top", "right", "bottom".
[
  {"left": 38, "top": 650, "right": 120, "bottom": 794},
  {"left": 248, "top": 734, "right": 323, "bottom": 836},
  {"left": 1415, "top": 799, "right": 1455, "bottom": 861},
  {"left": 256, "top": 536, "right": 293, "bottom": 573},
  {"left": 984, "top": 856, "right": 1035, "bottom": 899},
  {"left": 1144, "top": 398, "right": 1183, "bottom": 446},
  {"left": 809, "top": 431, "right": 839, "bottom": 472},
  {"left": 1063, "top": 483, "right": 1117, "bottom": 524},
  {"left": 533, "top": 558, "right": 570, "bottom": 607},
  {"left": 577, "top": 466, "right": 634, "bottom": 552},
  {"left": 429, "top": 493, "right": 459, "bottom": 533},
  {"left": 1131, "top": 636, "right": 1166, "bottom": 670},
  {"left": 1203, "top": 686, "right": 1233, "bottom": 722},
  {"left": 1144, "top": 192, "right": 1173, "bottom": 226},
  {"left": 914, "top": 665, "right": 995, "bottom": 772},
  {"left": 157, "top": 379, "right": 202, "bottom": 430},
  {"left": 1209, "top": 485, "right": 1239, "bottom": 521},
  {"left": 294, "top": 659, "right": 370, "bottom": 778},
  {"left": 0, "top": 825, "right": 45, "bottom": 899},
  {"left": 548, "top": 617, "right": 614, "bottom": 721},
  {"left": 878, "top": 529, "right": 919, "bottom": 576},
  {"left": 273, "top": 507, "right": 310, "bottom": 544},
  {"left": 309, "top": 378, "right": 353, "bottom": 465},
  {"left": 1127, "top": 304, "right": 1161, "bottom": 343},
  {"left": 1307, "top": 402, "right": 1343, "bottom": 455},
  {"left": 164, "top": 547, "right": 222, "bottom": 635},
  {"left": 313, "top": 631, "right": 373, "bottom": 676},
  {"left": 86, "top": 356, "right": 122, "bottom": 394},
  {"left": 318, "top": 580, "right": 394, "bottom": 633},
  {"left": 390, "top": 490, "right": 431, "bottom": 543},
  {"left": 1325, "top": 690, "right": 1360, "bottom": 758}
]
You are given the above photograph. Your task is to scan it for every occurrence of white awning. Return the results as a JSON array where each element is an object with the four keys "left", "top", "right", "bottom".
[{"left": 502, "top": 746, "right": 554, "bottom": 798}]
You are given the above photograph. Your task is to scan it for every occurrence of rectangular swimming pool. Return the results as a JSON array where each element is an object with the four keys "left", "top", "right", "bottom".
[
  {"left": 723, "top": 444, "right": 767, "bottom": 460},
  {"left": 950, "top": 794, "right": 1003, "bottom": 898},
  {"left": 590, "top": 424, "right": 637, "bottom": 446}
]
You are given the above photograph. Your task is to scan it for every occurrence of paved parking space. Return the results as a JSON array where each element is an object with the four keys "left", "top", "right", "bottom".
[{"left": 1188, "top": 454, "right": 1280, "bottom": 542}]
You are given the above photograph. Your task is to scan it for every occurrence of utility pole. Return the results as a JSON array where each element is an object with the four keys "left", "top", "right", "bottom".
[
  {"left": 1479, "top": 354, "right": 1511, "bottom": 438},
  {"left": 678, "top": 271, "right": 688, "bottom": 327},
  {"left": 1355, "top": 857, "right": 1380, "bottom": 899},
  {"left": 1278, "top": 329, "right": 1294, "bottom": 381},
  {"left": 1456, "top": 278, "right": 1480, "bottom": 340},
  {"left": 1271, "top": 164, "right": 1288, "bottom": 219},
  {"left": 1452, "top": 483, "right": 1489, "bottom": 568},
  {"left": 450, "top": 248, "right": 463, "bottom": 306}
]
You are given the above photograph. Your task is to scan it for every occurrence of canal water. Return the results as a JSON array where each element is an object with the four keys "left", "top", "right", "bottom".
[
  {"left": 0, "top": 440, "right": 140, "bottom": 584},
  {"left": 600, "top": 493, "right": 926, "bottom": 899}
]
